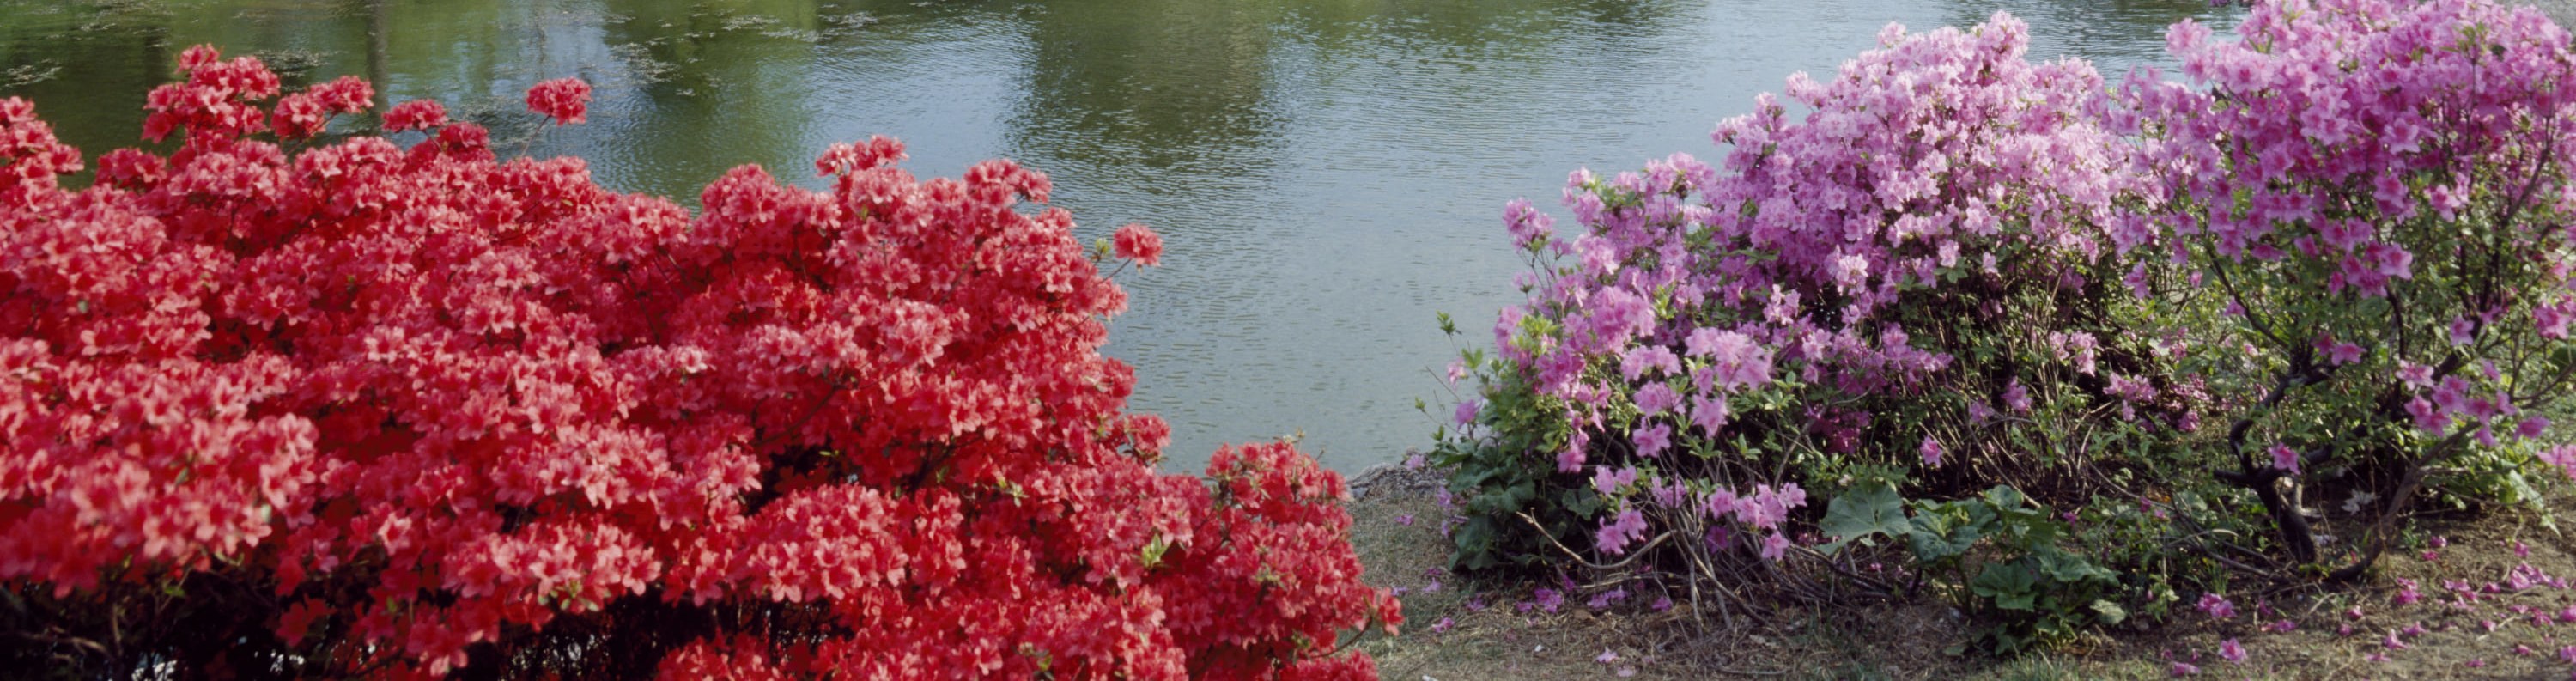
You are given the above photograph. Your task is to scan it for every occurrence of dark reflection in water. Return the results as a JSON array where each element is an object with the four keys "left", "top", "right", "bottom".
[{"left": 0, "top": 0, "right": 2235, "bottom": 472}]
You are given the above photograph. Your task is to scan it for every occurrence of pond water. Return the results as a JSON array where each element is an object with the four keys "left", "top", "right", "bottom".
[{"left": 0, "top": 0, "right": 2237, "bottom": 473}]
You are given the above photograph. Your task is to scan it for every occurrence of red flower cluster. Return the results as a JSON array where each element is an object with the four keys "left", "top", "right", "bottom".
[
  {"left": 1114, "top": 222, "right": 1164, "bottom": 267},
  {"left": 0, "top": 47, "right": 1394, "bottom": 678},
  {"left": 526, "top": 77, "right": 592, "bottom": 125}
]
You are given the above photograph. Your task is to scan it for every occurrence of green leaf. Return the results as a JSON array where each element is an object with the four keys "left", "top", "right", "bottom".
[
  {"left": 1907, "top": 507, "right": 1983, "bottom": 562},
  {"left": 2091, "top": 599, "right": 2128, "bottom": 625},
  {"left": 2036, "top": 548, "right": 2114, "bottom": 584},
  {"left": 1818, "top": 480, "right": 1910, "bottom": 555},
  {"left": 1906, "top": 510, "right": 1978, "bottom": 564},
  {"left": 1981, "top": 485, "right": 2028, "bottom": 512},
  {"left": 1971, "top": 563, "right": 2038, "bottom": 611}
]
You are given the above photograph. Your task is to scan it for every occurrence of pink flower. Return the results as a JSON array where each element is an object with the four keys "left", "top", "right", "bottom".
[
  {"left": 2197, "top": 593, "right": 2236, "bottom": 620},
  {"left": 1919, "top": 435, "right": 1945, "bottom": 468},
  {"left": 1631, "top": 423, "right": 1672, "bottom": 458},
  {"left": 1763, "top": 286, "right": 1801, "bottom": 324},
  {"left": 1831, "top": 253, "right": 1869, "bottom": 290},
  {"left": 1503, "top": 198, "right": 1554, "bottom": 249},
  {"left": 2396, "top": 362, "right": 2434, "bottom": 390},
  {"left": 1595, "top": 509, "right": 1649, "bottom": 556},
  {"left": 1634, "top": 383, "right": 1681, "bottom": 417},
  {"left": 1532, "top": 587, "right": 1564, "bottom": 613},
  {"left": 2406, "top": 397, "right": 2446, "bottom": 433},
  {"left": 2542, "top": 301, "right": 2576, "bottom": 340},
  {"left": 1620, "top": 345, "right": 1680, "bottom": 380},
  {"left": 1701, "top": 489, "right": 1739, "bottom": 523},
  {"left": 1592, "top": 465, "right": 1638, "bottom": 496},
  {"left": 2218, "top": 639, "right": 2246, "bottom": 664},
  {"left": 1113, "top": 222, "right": 1163, "bottom": 266},
  {"left": 2002, "top": 380, "right": 2032, "bottom": 414},
  {"left": 1759, "top": 531, "right": 1791, "bottom": 562},
  {"left": 2170, "top": 661, "right": 2200, "bottom": 677},
  {"left": 525, "top": 77, "right": 591, "bottom": 125},
  {"left": 2269, "top": 444, "right": 2300, "bottom": 474},
  {"left": 2543, "top": 445, "right": 2576, "bottom": 480},
  {"left": 1689, "top": 394, "right": 1730, "bottom": 435},
  {"left": 2105, "top": 373, "right": 2158, "bottom": 404}
]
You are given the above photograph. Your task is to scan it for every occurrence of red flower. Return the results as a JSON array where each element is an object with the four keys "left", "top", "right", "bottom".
[
  {"left": 1114, "top": 222, "right": 1163, "bottom": 266},
  {"left": 525, "top": 77, "right": 592, "bottom": 125},
  {"left": 382, "top": 99, "right": 448, "bottom": 131}
]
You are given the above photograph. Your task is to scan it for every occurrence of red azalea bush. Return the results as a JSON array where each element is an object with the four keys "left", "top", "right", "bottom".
[{"left": 0, "top": 46, "right": 1395, "bottom": 679}]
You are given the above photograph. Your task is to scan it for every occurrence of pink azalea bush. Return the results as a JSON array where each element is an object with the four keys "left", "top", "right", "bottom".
[
  {"left": 2114, "top": 0, "right": 2576, "bottom": 572},
  {"left": 1440, "top": 0, "right": 2576, "bottom": 650},
  {"left": 1437, "top": 10, "right": 2186, "bottom": 586}
]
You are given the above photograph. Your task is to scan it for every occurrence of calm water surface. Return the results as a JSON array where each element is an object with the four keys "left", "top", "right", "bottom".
[{"left": 0, "top": 0, "right": 2238, "bottom": 473}]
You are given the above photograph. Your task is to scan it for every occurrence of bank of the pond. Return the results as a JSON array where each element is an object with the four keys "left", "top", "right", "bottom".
[{"left": 1342, "top": 459, "right": 2576, "bottom": 680}]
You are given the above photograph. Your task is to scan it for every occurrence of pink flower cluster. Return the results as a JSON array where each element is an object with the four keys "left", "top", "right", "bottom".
[
  {"left": 1469, "top": 0, "right": 2576, "bottom": 581},
  {"left": 2121, "top": 0, "right": 2576, "bottom": 459},
  {"left": 1477, "top": 9, "right": 2176, "bottom": 569}
]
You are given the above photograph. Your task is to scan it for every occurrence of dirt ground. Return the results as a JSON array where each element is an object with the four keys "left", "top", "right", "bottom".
[{"left": 1343, "top": 461, "right": 2576, "bottom": 680}]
